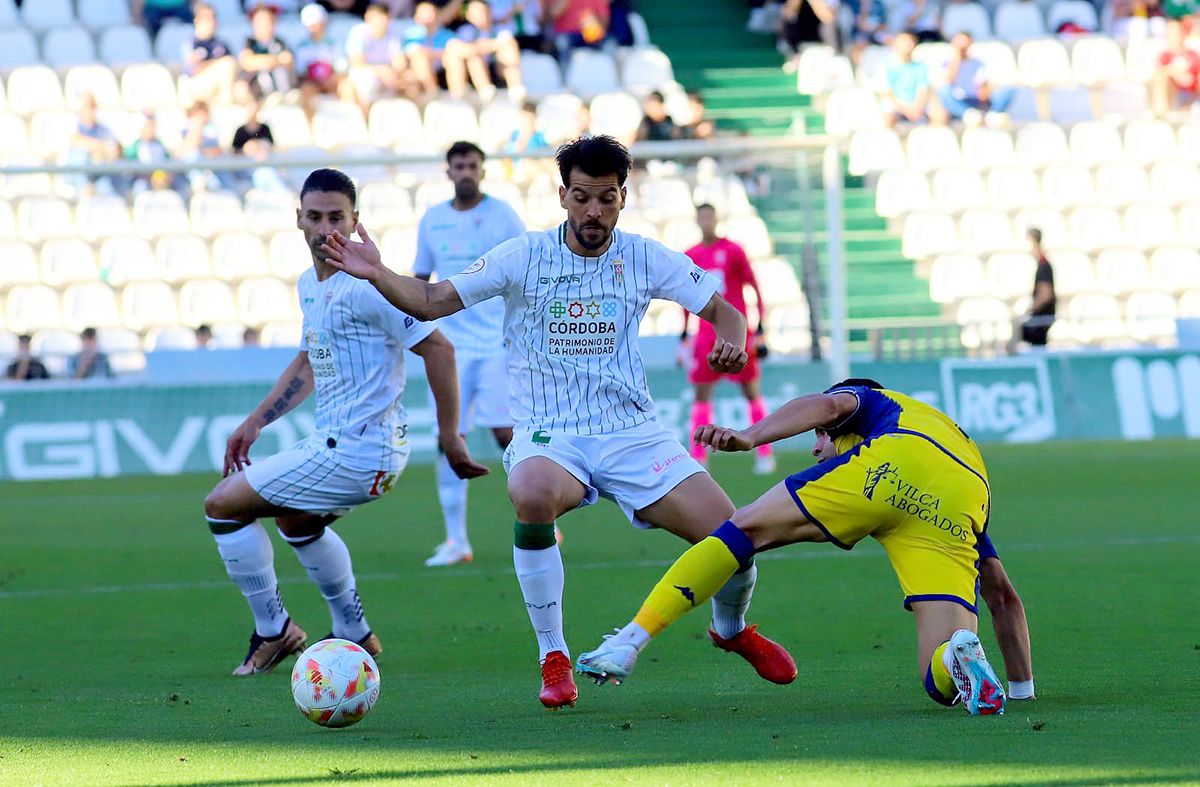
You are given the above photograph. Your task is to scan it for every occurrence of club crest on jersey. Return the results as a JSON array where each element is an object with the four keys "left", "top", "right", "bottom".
[
  {"left": 611, "top": 259, "right": 624, "bottom": 283},
  {"left": 462, "top": 258, "right": 486, "bottom": 275}
]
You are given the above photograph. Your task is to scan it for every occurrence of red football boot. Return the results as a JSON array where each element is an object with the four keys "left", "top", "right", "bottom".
[
  {"left": 709, "top": 624, "right": 797, "bottom": 685},
  {"left": 539, "top": 651, "right": 579, "bottom": 709}
]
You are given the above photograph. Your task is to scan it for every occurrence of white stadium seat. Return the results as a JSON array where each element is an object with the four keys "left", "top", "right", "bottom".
[
  {"left": 720, "top": 216, "right": 773, "bottom": 260},
  {"left": 986, "top": 167, "right": 1041, "bottom": 211},
  {"left": 0, "top": 113, "right": 31, "bottom": 155},
  {"left": 190, "top": 192, "right": 246, "bottom": 238},
  {"left": 146, "top": 326, "right": 198, "bottom": 351},
  {"left": 237, "top": 277, "right": 296, "bottom": 326},
  {"left": 262, "top": 321, "right": 303, "bottom": 347},
  {"left": 63, "top": 282, "right": 121, "bottom": 332},
  {"left": 1123, "top": 205, "right": 1178, "bottom": 249},
  {"left": 1015, "top": 123, "right": 1069, "bottom": 169},
  {"left": 960, "top": 209, "right": 1016, "bottom": 254},
  {"left": 5, "top": 285, "right": 63, "bottom": 333},
  {"left": 1150, "top": 247, "right": 1200, "bottom": 292},
  {"left": 588, "top": 92, "right": 643, "bottom": 143},
  {"left": 1068, "top": 206, "right": 1123, "bottom": 252},
  {"left": 661, "top": 218, "right": 703, "bottom": 251},
  {"left": 1017, "top": 39, "right": 1073, "bottom": 87},
  {"left": 906, "top": 126, "right": 961, "bottom": 172},
  {"left": 479, "top": 101, "right": 523, "bottom": 153},
  {"left": 1070, "top": 35, "right": 1124, "bottom": 86},
  {"left": 133, "top": 190, "right": 191, "bottom": 238},
  {"left": 1150, "top": 161, "right": 1200, "bottom": 207},
  {"left": 519, "top": 52, "right": 563, "bottom": 99},
  {"left": 1068, "top": 121, "right": 1123, "bottom": 167},
  {"left": 1014, "top": 207, "right": 1069, "bottom": 249},
  {"left": 43, "top": 28, "right": 98, "bottom": 69},
  {"left": 18, "top": 197, "right": 74, "bottom": 243},
  {"left": 211, "top": 232, "right": 271, "bottom": 282},
  {"left": 366, "top": 98, "right": 423, "bottom": 150},
  {"left": 414, "top": 179, "right": 454, "bottom": 214},
  {"left": 6, "top": 67, "right": 66, "bottom": 116},
  {"left": 97, "top": 327, "right": 146, "bottom": 374},
  {"left": 40, "top": 239, "right": 99, "bottom": 287},
  {"left": 359, "top": 182, "right": 415, "bottom": 229},
  {"left": 1095, "top": 249, "right": 1150, "bottom": 296},
  {"left": 942, "top": 2, "right": 992, "bottom": 39},
  {"left": 565, "top": 50, "right": 620, "bottom": 99},
  {"left": 423, "top": 99, "right": 480, "bottom": 148},
  {"left": 932, "top": 168, "right": 987, "bottom": 213},
  {"left": 913, "top": 43, "right": 956, "bottom": 87},
  {"left": 1067, "top": 293, "right": 1123, "bottom": 342},
  {"left": 99, "top": 237, "right": 159, "bottom": 286},
  {"left": 1125, "top": 291, "right": 1178, "bottom": 342},
  {"left": 795, "top": 46, "right": 854, "bottom": 96},
  {"left": 621, "top": 48, "right": 674, "bottom": 93},
  {"left": 855, "top": 46, "right": 892, "bottom": 92},
  {"left": 76, "top": 195, "right": 133, "bottom": 242},
  {"left": 0, "top": 29, "right": 37, "bottom": 71},
  {"left": 639, "top": 177, "right": 694, "bottom": 223},
  {"left": 1175, "top": 289, "right": 1200, "bottom": 318},
  {"left": 1125, "top": 36, "right": 1167, "bottom": 83},
  {"left": 30, "top": 110, "right": 80, "bottom": 160},
  {"left": 121, "top": 281, "right": 179, "bottom": 332},
  {"left": 254, "top": 104, "right": 308, "bottom": 150},
  {"left": 1123, "top": 119, "right": 1177, "bottom": 166},
  {"left": 902, "top": 210, "right": 959, "bottom": 259},
  {"left": 985, "top": 252, "right": 1038, "bottom": 299},
  {"left": 100, "top": 25, "right": 154, "bottom": 67},
  {"left": 955, "top": 296, "right": 1012, "bottom": 348},
  {"left": 848, "top": 129, "right": 905, "bottom": 176},
  {"left": 179, "top": 279, "right": 238, "bottom": 326},
  {"left": 244, "top": 190, "right": 299, "bottom": 235},
  {"left": 995, "top": 1, "right": 1047, "bottom": 42},
  {"left": 269, "top": 232, "right": 312, "bottom": 282},
  {"left": 0, "top": 241, "right": 40, "bottom": 290},
  {"left": 1099, "top": 81, "right": 1148, "bottom": 119},
  {"left": 875, "top": 169, "right": 932, "bottom": 218},
  {"left": 970, "top": 41, "right": 1019, "bottom": 85},
  {"left": 960, "top": 128, "right": 1016, "bottom": 170},
  {"left": 1052, "top": 250, "right": 1098, "bottom": 294},
  {"left": 64, "top": 66, "right": 122, "bottom": 110},
  {"left": 381, "top": 227, "right": 418, "bottom": 274},
  {"left": 156, "top": 235, "right": 213, "bottom": 282},
  {"left": 120, "top": 63, "right": 178, "bottom": 112},
  {"left": 824, "top": 87, "right": 883, "bottom": 135},
  {"left": 929, "top": 254, "right": 988, "bottom": 303},
  {"left": 1094, "top": 163, "right": 1150, "bottom": 208},
  {"left": 32, "top": 330, "right": 81, "bottom": 375},
  {"left": 536, "top": 93, "right": 584, "bottom": 143},
  {"left": 1041, "top": 164, "right": 1095, "bottom": 209}
]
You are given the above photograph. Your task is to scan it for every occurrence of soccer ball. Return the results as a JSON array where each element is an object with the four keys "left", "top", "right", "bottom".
[{"left": 290, "top": 639, "right": 381, "bottom": 728}]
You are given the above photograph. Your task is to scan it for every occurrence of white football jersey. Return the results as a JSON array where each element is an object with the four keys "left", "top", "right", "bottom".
[
  {"left": 298, "top": 267, "right": 436, "bottom": 468},
  {"left": 413, "top": 196, "right": 525, "bottom": 358},
  {"left": 449, "top": 223, "right": 719, "bottom": 435}
]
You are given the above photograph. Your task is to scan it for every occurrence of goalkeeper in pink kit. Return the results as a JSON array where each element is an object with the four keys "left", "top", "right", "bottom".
[{"left": 681, "top": 203, "right": 775, "bottom": 475}]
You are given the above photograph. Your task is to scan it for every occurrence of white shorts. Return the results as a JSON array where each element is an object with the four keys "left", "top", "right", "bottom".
[
  {"left": 428, "top": 353, "right": 512, "bottom": 433},
  {"left": 502, "top": 419, "right": 705, "bottom": 529},
  {"left": 244, "top": 437, "right": 410, "bottom": 517}
]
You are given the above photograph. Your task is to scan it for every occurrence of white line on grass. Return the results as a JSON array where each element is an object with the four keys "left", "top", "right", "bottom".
[{"left": 2, "top": 533, "right": 1197, "bottom": 602}]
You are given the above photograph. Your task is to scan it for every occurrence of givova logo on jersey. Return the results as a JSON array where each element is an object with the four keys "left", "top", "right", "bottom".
[{"left": 544, "top": 300, "right": 621, "bottom": 357}]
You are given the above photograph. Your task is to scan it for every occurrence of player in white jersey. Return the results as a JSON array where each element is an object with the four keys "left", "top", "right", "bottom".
[
  {"left": 321, "top": 136, "right": 797, "bottom": 709},
  {"left": 203, "top": 168, "right": 486, "bottom": 677},
  {"left": 414, "top": 141, "right": 525, "bottom": 567}
]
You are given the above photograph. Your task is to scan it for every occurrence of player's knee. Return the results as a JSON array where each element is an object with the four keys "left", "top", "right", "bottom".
[
  {"left": 509, "top": 488, "right": 560, "bottom": 524},
  {"left": 203, "top": 489, "right": 232, "bottom": 521}
]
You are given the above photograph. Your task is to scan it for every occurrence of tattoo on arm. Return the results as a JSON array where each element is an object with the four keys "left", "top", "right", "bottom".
[{"left": 261, "top": 376, "right": 305, "bottom": 425}]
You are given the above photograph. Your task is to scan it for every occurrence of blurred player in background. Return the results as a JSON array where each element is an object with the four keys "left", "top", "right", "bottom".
[
  {"left": 320, "top": 137, "right": 796, "bottom": 710},
  {"left": 203, "top": 168, "right": 485, "bottom": 676},
  {"left": 415, "top": 141, "right": 526, "bottom": 567},
  {"left": 580, "top": 379, "right": 1035, "bottom": 715},
  {"left": 680, "top": 203, "right": 774, "bottom": 475}
]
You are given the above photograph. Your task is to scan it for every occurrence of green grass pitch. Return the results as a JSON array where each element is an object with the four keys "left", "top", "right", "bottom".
[{"left": 1, "top": 440, "right": 1197, "bottom": 786}]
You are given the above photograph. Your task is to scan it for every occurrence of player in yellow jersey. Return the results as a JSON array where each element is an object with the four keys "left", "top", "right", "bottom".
[{"left": 578, "top": 379, "right": 1032, "bottom": 715}]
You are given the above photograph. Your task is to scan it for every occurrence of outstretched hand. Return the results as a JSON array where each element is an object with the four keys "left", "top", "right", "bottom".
[
  {"left": 440, "top": 433, "right": 490, "bottom": 480},
  {"left": 707, "top": 336, "right": 748, "bottom": 374},
  {"left": 320, "top": 223, "right": 385, "bottom": 281},
  {"left": 692, "top": 424, "right": 755, "bottom": 453}
]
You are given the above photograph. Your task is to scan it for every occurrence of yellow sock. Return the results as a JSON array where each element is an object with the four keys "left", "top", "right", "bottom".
[
  {"left": 632, "top": 522, "right": 753, "bottom": 636},
  {"left": 931, "top": 641, "right": 956, "bottom": 698}
]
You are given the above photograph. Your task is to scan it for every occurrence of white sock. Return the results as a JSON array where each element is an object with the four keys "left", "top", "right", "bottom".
[
  {"left": 1008, "top": 679, "right": 1036, "bottom": 699},
  {"left": 211, "top": 519, "right": 288, "bottom": 638},
  {"left": 282, "top": 527, "right": 370, "bottom": 643},
  {"left": 710, "top": 563, "right": 757, "bottom": 640},
  {"left": 436, "top": 455, "right": 469, "bottom": 547},
  {"left": 609, "top": 621, "right": 651, "bottom": 652},
  {"left": 513, "top": 543, "right": 568, "bottom": 661}
]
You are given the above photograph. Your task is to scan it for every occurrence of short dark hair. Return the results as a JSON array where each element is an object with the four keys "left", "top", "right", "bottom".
[
  {"left": 825, "top": 378, "right": 884, "bottom": 393},
  {"left": 446, "top": 140, "right": 486, "bottom": 164},
  {"left": 556, "top": 135, "right": 633, "bottom": 188},
  {"left": 648, "top": 90, "right": 665, "bottom": 103},
  {"left": 17, "top": 333, "right": 32, "bottom": 344},
  {"left": 301, "top": 168, "right": 357, "bottom": 207},
  {"left": 1027, "top": 227, "right": 1043, "bottom": 244},
  {"left": 81, "top": 327, "right": 97, "bottom": 340},
  {"left": 695, "top": 203, "right": 715, "bottom": 213}
]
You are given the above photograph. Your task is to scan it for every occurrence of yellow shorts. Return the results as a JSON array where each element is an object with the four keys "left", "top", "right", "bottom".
[{"left": 784, "top": 432, "right": 990, "bottom": 614}]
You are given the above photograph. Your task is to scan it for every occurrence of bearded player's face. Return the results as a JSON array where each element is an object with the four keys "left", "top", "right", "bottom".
[
  {"left": 297, "top": 190, "right": 357, "bottom": 263},
  {"left": 560, "top": 168, "right": 625, "bottom": 253}
]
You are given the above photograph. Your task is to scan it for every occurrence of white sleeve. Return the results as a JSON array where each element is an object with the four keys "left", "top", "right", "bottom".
[
  {"left": 412, "top": 216, "right": 435, "bottom": 277},
  {"left": 648, "top": 241, "right": 721, "bottom": 314},
  {"left": 448, "top": 236, "right": 524, "bottom": 308},
  {"left": 360, "top": 283, "right": 437, "bottom": 348}
]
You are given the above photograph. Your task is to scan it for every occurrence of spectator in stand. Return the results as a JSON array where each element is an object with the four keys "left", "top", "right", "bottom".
[
  {"left": 184, "top": 3, "right": 238, "bottom": 105},
  {"left": 490, "top": 0, "right": 545, "bottom": 50},
  {"left": 550, "top": 0, "right": 611, "bottom": 60},
  {"left": 296, "top": 4, "right": 347, "bottom": 120},
  {"left": 1017, "top": 228, "right": 1056, "bottom": 349},
  {"left": 506, "top": 100, "right": 550, "bottom": 154},
  {"left": 937, "top": 33, "right": 1014, "bottom": 126},
  {"left": 133, "top": 0, "right": 193, "bottom": 40},
  {"left": 243, "top": 327, "right": 261, "bottom": 347},
  {"left": 1153, "top": 19, "right": 1200, "bottom": 114},
  {"left": 1110, "top": 0, "right": 1166, "bottom": 39},
  {"left": 124, "top": 112, "right": 180, "bottom": 195},
  {"left": 5, "top": 335, "right": 50, "bottom": 381},
  {"left": 318, "top": 0, "right": 415, "bottom": 14},
  {"left": 67, "top": 93, "right": 122, "bottom": 195},
  {"left": 70, "top": 328, "right": 113, "bottom": 380},
  {"left": 851, "top": 0, "right": 889, "bottom": 45},
  {"left": 778, "top": 0, "right": 838, "bottom": 60},
  {"left": 239, "top": 3, "right": 295, "bottom": 101},
  {"left": 177, "top": 101, "right": 228, "bottom": 193},
  {"left": 405, "top": 2, "right": 458, "bottom": 98},
  {"left": 233, "top": 97, "right": 275, "bottom": 155},
  {"left": 346, "top": 2, "right": 413, "bottom": 114},
  {"left": 882, "top": 32, "right": 946, "bottom": 126},
  {"left": 680, "top": 91, "right": 716, "bottom": 139},
  {"left": 444, "top": 0, "right": 525, "bottom": 101},
  {"left": 636, "top": 90, "right": 681, "bottom": 141},
  {"left": 195, "top": 324, "right": 214, "bottom": 349}
]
